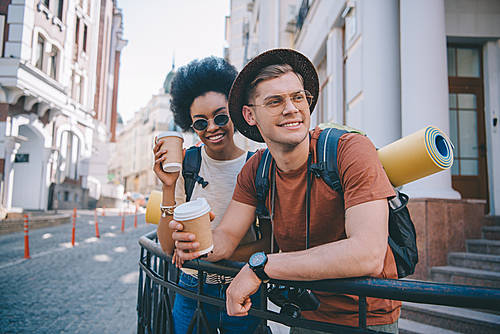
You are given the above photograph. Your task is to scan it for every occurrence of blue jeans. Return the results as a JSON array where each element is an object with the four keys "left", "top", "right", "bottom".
[{"left": 172, "top": 272, "right": 261, "bottom": 334}]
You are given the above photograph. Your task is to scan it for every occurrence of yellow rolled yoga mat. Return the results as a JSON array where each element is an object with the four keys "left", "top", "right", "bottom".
[
  {"left": 145, "top": 190, "right": 162, "bottom": 224},
  {"left": 378, "top": 126, "right": 454, "bottom": 187}
]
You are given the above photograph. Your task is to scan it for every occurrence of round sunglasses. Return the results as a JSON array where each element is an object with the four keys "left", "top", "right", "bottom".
[{"left": 192, "top": 114, "right": 230, "bottom": 131}]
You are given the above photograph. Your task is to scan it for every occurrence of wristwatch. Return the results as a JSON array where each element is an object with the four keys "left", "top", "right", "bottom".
[{"left": 248, "top": 251, "right": 270, "bottom": 283}]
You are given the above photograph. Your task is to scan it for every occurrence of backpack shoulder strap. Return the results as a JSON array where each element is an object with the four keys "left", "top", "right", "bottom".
[
  {"left": 182, "top": 146, "right": 208, "bottom": 202},
  {"left": 311, "top": 127, "right": 350, "bottom": 194},
  {"left": 246, "top": 150, "right": 256, "bottom": 161},
  {"left": 254, "top": 149, "right": 273, "bottom": 219}
]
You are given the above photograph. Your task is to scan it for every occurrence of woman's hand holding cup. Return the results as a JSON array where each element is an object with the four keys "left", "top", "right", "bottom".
[{"left": 153, "top": 140, "right": 180, "bottom": 188}]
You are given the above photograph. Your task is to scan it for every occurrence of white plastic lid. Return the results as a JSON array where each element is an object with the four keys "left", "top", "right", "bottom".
[
  {"left": 173, "top": 198, "right": 211, "bottom": 221},
  {"left": 156, "top": 131, "right": 184, "bottom": 142}
]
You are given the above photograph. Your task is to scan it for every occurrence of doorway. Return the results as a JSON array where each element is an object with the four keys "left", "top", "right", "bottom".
[{"left": 447, "top": 45, "right": 489, "bottom": 204}]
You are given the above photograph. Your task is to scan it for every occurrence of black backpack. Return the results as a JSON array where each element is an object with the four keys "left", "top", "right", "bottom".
[{"left": 254, "top": 127, "right": 418, "bottom": 278}]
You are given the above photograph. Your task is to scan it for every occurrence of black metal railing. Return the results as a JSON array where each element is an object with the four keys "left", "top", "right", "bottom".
[{"left": 137, "top": 231, "right": 500, "bottom": 333}]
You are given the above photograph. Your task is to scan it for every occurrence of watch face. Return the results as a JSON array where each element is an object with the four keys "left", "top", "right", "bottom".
[{"left": 250, "top": 252, "right": 266, "bottom": 267}]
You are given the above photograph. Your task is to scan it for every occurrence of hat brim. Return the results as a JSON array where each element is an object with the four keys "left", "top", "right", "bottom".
[{"left": 228, "top": 49, "right": 319, "bottom": 143}]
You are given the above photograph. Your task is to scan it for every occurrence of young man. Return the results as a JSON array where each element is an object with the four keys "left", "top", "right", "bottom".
[
  {"left": 171, "top": 49, "right": 401, "bottom": 333},
  {"left": 154, "top": 56, "right": 270, "bottom": 334}
]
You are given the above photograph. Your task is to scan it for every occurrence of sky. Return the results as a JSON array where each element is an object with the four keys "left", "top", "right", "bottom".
[{"left": 117, "top": 0, "right": 230, "bottom": 122}]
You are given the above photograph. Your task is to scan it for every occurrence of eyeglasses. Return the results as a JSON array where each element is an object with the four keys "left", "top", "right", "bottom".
[
  {"left": 247, "top": 90, "right": 313, "bottom": 114},
  {"left": 192, "top": 114, "right": 230, "bottom": 131}
]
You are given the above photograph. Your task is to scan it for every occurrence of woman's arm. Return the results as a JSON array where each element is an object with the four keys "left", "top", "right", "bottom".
[{"left": 153, "top": 140, "right": 180, "bottom": 255}]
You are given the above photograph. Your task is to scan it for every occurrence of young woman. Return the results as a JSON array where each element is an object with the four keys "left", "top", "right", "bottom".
[{"left": 153, "top": 56, "right": 270, "bottom": 334}]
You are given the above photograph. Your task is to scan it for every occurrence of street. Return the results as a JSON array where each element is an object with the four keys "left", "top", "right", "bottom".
[{"left": 0, "top": 210, "right": 156, "bottom": 334}]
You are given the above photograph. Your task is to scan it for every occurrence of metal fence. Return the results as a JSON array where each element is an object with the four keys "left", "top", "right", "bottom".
[{"left": 137, "top": 231, "right": 500, "bottom": 334}]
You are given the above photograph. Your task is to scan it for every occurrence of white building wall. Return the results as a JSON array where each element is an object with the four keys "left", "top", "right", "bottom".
[
  {"left": 444, "top": 0, "right": 500, "bottom": 214},
  {"left": 11, "top": 124, "right": 44, "bottom": 209},
  {"left": 228, "top": 0, "right": 500, "bottom": 212},
  {"left": 484, "top": 42, "right": 500, "bottom": 215}
]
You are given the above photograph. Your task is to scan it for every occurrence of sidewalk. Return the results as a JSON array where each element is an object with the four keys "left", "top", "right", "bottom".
[
  {"left": 0, "top": 205, "right": 145, "bottom": 235},
  {"left": 0, "top": 211, "right": 71, "bottom": 235}
]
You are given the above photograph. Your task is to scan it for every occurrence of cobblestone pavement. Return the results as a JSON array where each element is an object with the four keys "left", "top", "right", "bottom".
[{"left": 0, "top": 210, "right": 156, "bottom": 334}]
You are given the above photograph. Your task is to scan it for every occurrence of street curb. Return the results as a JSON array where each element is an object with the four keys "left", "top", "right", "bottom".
[{"left": 0, "top": 214, "right": 71, "bottom": 235}]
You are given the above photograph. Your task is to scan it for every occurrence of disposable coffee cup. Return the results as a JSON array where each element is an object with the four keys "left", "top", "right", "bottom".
[
  {"left": 156, "top": 131, "right": 183, "bottom": 172},
  {"left": 173, "top": 198, "right": 213, "bottom": 255}
]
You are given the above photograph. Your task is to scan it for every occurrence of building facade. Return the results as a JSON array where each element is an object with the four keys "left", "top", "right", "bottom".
[
  {"left": 109, "top": 69, "right": 197, "bottom": 197},
  {"left": 0, "top": 0, "right": 126, "bottom": 211},
  {"left": 226, "top": 0, "right": 500, "bottom": 216}
]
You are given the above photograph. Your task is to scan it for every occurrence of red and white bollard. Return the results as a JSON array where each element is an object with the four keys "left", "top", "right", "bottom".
[
  {"left": 134, "top": 205, "right": 138, "bottom": 229},
  {"left": 71, "top": 207, "right": 76, "bottom": 247},
  {"left": 121, "top": 210, "right": 125, "bottom": 233},
  {"left": 23, "top": 214, "right": 30, "bottom": 259},
  {"left": 94, "top": 208, "right": 100, "bottom": 238}
]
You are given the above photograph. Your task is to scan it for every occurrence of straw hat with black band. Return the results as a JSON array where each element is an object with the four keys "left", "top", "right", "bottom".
[{"left": 228, "top": 48, "right": 320, "bottom": 143}]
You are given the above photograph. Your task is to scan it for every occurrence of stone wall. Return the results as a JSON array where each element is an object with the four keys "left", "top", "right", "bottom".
[{"left": 407, "top": 198, "right": 486, "bottom": 280}]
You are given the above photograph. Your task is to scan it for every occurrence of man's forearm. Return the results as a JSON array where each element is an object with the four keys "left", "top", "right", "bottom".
[
  {"left": 263, "top": 199, "right": 389, "bottom": 281},
  {"left": 264, "top": 237, "right": 386, "bottom": 281}
]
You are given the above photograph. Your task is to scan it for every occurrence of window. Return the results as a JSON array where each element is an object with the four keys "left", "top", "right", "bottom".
[
  {"left": 447, "top": 46, "right": 481, "bottom": 78},
  {"left": 55, "top": 0, "right": 64, "bottom": 20},
  {"left": 35, "top": 34, "right": 45, "bottom": 70},
  {"left": 79, "top": 76, "right": 84, "bottom": 104},
  {"left": 60, "top": 131, "right": 80, "bottom": 180},
  {"left": 75, "top": 17, "right": 80, "bottom": 47},
  {"left": 72, "top": 71, "right": 81, "bottom": 102},
  {"left": 83, "top": 24, "right": 88, "bottom": 52},
  {"left": 49, "top": 46, "right": 58, "bottom": 79},
  {"left": 64, "top": 191, "right": 69, "bottom": 201}
]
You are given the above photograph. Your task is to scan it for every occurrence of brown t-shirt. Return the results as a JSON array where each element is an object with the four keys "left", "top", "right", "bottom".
[{"left": 233, "top": 127, "right": 401, "bottom": 327}]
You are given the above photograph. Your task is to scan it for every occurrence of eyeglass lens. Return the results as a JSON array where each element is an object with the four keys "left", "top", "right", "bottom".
[
  {"left": 265, "top": 91, "right": 312, "bottom": 109},
  {"left": 192, "top": 114, "right": 229, "bottom": 131}
]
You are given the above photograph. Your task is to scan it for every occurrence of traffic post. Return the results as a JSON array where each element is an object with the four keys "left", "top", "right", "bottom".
[
  {"left": 121, "top": 210, "right": 125, "bottom": 233},
  {"left": 134, "top": 205, "right": 138, "bottom": 228},
  {"left": 23, "top": 214, "right": 30, "bottom": 259},
  {"left": 71, "top": 207, "right": 76, "bottom": 246},
  {"left": 94, "top": 208, "right": 100, "bottom": 238}
]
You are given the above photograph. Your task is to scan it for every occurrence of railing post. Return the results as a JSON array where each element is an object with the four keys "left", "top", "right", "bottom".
[{"left": 359, "top": 295, "right": 367, "bottom": 329}]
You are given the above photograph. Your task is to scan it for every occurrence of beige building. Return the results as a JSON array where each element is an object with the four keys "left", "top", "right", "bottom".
[
  {"left": 0, "top": 0, "right": 126, "bottom": 211},
  {"left": 109, "top": 68, "right": 197, "bottom": 197}
]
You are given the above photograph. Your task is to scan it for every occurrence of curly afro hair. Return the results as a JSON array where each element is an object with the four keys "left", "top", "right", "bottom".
[{"left": 169, "top": 57, "right": 238, "bottom": 132}]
